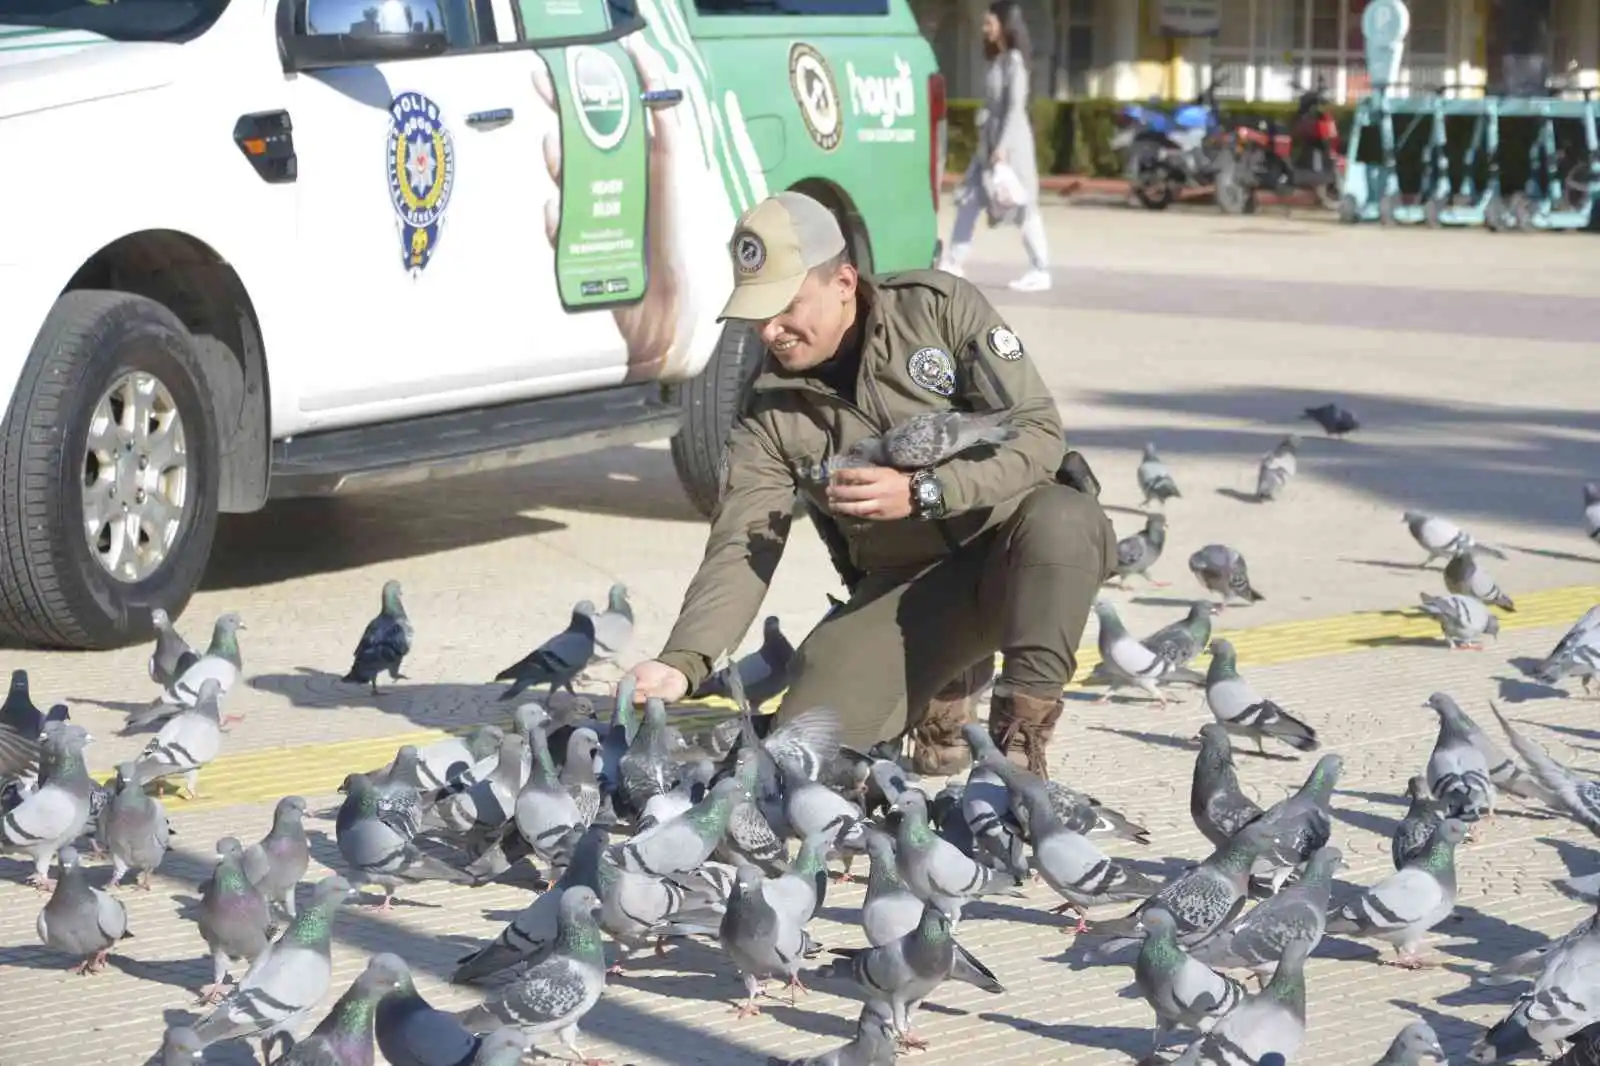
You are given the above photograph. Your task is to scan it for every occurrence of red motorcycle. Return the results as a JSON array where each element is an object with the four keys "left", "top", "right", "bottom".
[{"left": 1214, "top": 80, "right": 1346, "bottom": 213}]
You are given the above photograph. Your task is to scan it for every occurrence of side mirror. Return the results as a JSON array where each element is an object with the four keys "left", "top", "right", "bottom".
[{"left": 277, "top": 0, "right": 449, "bottom": 72}]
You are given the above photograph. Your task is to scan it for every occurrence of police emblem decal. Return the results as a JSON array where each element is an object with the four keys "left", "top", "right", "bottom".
[
  {"left": 734, "top": 230, "right": 766, "bottom": 275},
  {"left": 987, "top": 325, "right": 1023, "bottom": 360},
  {"left": 907, "top": 347, "right": 956, "bottom": 397},
  {"left": 387, "top": 90, "right": 457, "bottom": 275}
]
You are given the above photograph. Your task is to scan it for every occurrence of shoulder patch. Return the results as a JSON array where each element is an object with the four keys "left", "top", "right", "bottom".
[
  {"left": 907, "top": 346, "right": 956, "bottom": 397},
  {"left": 986, "top": 325, "right": 1024, "bottom": 360}
]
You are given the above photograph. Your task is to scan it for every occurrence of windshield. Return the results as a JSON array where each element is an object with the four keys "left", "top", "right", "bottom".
[{"left": 0, "top": 0, "right": 231, "bottom": 43}]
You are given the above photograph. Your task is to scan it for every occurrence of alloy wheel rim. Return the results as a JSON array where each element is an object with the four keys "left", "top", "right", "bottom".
[{"left": 80, "top": 370, "right": 189, "bottom": 583}]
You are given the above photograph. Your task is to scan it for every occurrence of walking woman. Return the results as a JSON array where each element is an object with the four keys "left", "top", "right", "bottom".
[{"left": 938, "top": 0, "right": 1051, "bottom": 292}]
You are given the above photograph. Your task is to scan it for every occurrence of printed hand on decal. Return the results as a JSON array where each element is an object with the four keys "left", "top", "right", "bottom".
[{"left": 533, "top": 36, "right": 681, "bottom": 377}]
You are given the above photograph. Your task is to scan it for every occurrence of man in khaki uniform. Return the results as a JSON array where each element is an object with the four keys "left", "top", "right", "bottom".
[{"left": 621, "top": 191, "right": 1115, "bottom": 778}]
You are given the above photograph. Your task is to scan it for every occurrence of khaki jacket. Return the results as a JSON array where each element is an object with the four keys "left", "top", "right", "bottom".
[{"left": 658, "top": 270, "right": 1065, "bottom": 693}]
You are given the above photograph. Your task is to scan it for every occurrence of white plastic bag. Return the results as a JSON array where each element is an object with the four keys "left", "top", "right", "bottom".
[{"left": 984, "top": 161, "right": 1029, "bottom": 210}]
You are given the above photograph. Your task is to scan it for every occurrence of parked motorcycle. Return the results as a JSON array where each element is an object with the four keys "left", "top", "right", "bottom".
[
  {"left": 1215, "top": 79, "right": 1345, "bottom": 214},
  {"left": 1111, "top": 78, "right": 1229, "bottom": 210}
]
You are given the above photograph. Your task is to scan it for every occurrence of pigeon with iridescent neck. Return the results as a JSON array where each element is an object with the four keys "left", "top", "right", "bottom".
[
  {"left": 587, "top": 582, "right": 635, "bottom": 667},
  {"left": 375, "top": 954, "right": 481, "bottom": 1066},
  {"left": 607, "top": 776, "right": 746, "bottom": 877},
  {"left": 274, "top": 952, "right": 407, "bottom": 1066},
  {"left": 1392, "top": 776, "right": 1443, "bottom": 870},
  {"left": 889, "top": 787, "right": 1025, "bottom": 919},
  {"left": 1191, "top": 845, "right": 1341, "bottom": 987},
  {"left": 196, "top": 836, "right": 273, "bottom": 1003},
  {"left": 242, "top": 795, "right": 311, "bottom": 920},
  {"left": 1092, "top": 601, "right": 1197, "bottom": 707},
  {"left": 1, "top": 720, "right": 94, "bottom": 889},
  {"left": 1134, "top": 904, "right": 1247, "bottom": 1060},
  {"left": 127, "top": 612, "right": 246, "bottom": 733},
  {"left": 1170, "top": 937, "right": 1313, "bottom": 1065},
  {"left": 1191, "top": 724, "right": 1265, "bottom": 849},
  {"left": 1326, "top": 819, "right": 1466, "bottom": 968},
  {"left": 1144, "top": 602, "right": 1216, "bottom": 678},
  {"left": 343, "top": 578, "right": 414, "bottom": 694},
  {"left": 132, "top": 677, "right": 226, "bottom": 799}
]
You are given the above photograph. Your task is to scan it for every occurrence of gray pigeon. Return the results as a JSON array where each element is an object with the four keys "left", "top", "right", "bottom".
[
  {"left": 692, "top": 615, "right": 795, "bottom": 711},
  {"left": 132, "top": 677, "right": 225, "bottom": 798},
  {"left": 767, "top": 1002, "right": 899, "bottom": 1066},
  {"left": 889, "top": 787, "right": 1024, "bottom": 918},
  {"left": 1143, "top": 602, "right": 1215, "bottom": 677},
  {"left": 979, "top": 749, "right": 1158, "bottom": 930},
  {"left": 512, "top": 719, "right": 588, "bottom": 866},
  {"left": 1446, "top": 699, "right": 1562, "bottom": 810},
  {"left": 196, "top": 836, "right": 274, "bottom": 1003},
  {"left": 955, "top": 727, "right": 1029, "bottom": 881},
  {"left": 1392, "top": 776, "right": 1444, "bottom": 870},
  {"left": 1377, "top": 1020, "right": 1446, "bottom": 1064},
  {"left": 336, "top": 772, "right": 474, "bottom": 908},
  {"left": 1191, "top": 723, "right": 1266, "bottom": 849},
  {"left": 1255, "top": 436, "right": 1299, "bottom": 501},
  {"left": 719, "top": 861, "right": 817, "bottom": 1015},
  {"left": 607, "top": 850, "right": 736, "bottom": 970},
  {"left": 1472, "top": 919, "right": 1600, "bottom": 1062},
  {"left": 1111, "top": 512, "right": 1169, "bottom": 586},
  {"left": 1137, "top": 442, "right": 1181, "bottom": 507},
  {"left": 857, "top": 823, "right": 924, "bottom": 947},
  {"left": 781, "top": 757, "right": 864, "bottom": 843},
  {"left": 456, "top": 886, "right": 608, "bottom": 1064},
  {"left": 1170, "top": 937, "right": 1313, "bottom": 1065},
  {"left": 1191, "top": 846, "right": 1341, "bottom": 986},
  {"left": 1403, "top": 511, "right": 1504, "bottom": 567},
  {"left": 1204, "top": 639, "right": 1319, "bottom": 755},
  {"left": 815, "top": 898, "right": 1004, "bottom": 1051},
  {"left": 375, "top": 953, "right": 481, "bottom": 1066},
  {"left": 609, "top": 776, "right": 747, "bottom": 878},
  {"left": 243, "top": 795, "right": 311, "bottom": 920},
  {"left": 453, "top": 825, "right": 600, "bottom": 985},
  {"left": 103, "top": 759, "right": 172, "bottom": 890},
  {"left": 2, "top": 719, "right": 95, "bottom": 888},
  {"left": 1445, "top": 550, "right": 1515, "bottom": 611},
  {"left": 836, "top": 410, "right": 1017, "bottom": 472},
  {"left": 495, "top": 605, "right": 597, "bottom": 702},
  {"left": 433, "top": 731, "right": 525, "bottom": 850},
  {"left": 1418, "top": 591, "right": 1501, "bottom": 649},
  {"left": 1134, "top": 904, "right": 1248, "bottom": 1059},
  {"left": 36, "top": 844, "right": 132, "bottom": 973},
  {"left": 470, "top": 1029, "right": 527, "bottom": 1066},
  {"left": 130, "top": 612, "right": 246, "bottom": 732},
  {"left": 149, "top": 607, "right": 199, "bottom": 691},
  {"left": 1587, "top": 481, "right": 1600, "bottom": 543},
  {"left": 387, "top": 727, "right": 506, "bottom": 792},
  {"left": 1188, "top": 544, "right": 1265, "bottom": 608},
  {"left": 1530, "top": 605, "right": 1600, "bottom": 692},
  {"left": 1245, "top": 753, "right": 1342, "bottom": 894},
  {"left": 189, "top": 873, "right": 353, "bottom": 1047},
  {"left": 157, "top": 1027, "right": 205, "bottom": 1066},
  {"left": 1092, "top": 600, "right": 1198, "bottom": 707},
  {"left": 588, "top": 582, "right": 635, "bottom": 666},
  {"left": 342, "top": 578, "right": 414, "bottom": 694},
  {"left": 1424, "top": 692, "right": 1496, "bottom": 824},
  {"left": 1327, "top": 818, "right": 1466, "bottom": 967},
  {"left": 616, "top": 696, "right": 681, "bottom": 821},
  {"left": 0, "top": 668, "right": 60, "bottom": 785},
  {"left": 1490, "top": 701, "right": 1600, "bottom": 837},
  {"left": 274, "top": 952, "right": 406, "bottom": 1066}
]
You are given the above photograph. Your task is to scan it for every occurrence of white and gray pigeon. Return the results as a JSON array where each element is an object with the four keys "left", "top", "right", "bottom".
[
  {"left": 1327, "top": 818, "right": 1466, "bottom": 967},
  {"left": 1112, "top": 512, "right": 1170, "bottom": 586},
  {"left": 189, "top": 873, "right": 353, "bottom": 1048},
  {"left": 1092, "top": 600, "right": 1196, "bottom": 707},
  {"left": 1441, "top": 697, "right": 1561, "bottom": 809},
  {"left": 377, "top": 727, "right": 505, "bottom": 793},
  {"left": 719, "top": 860, "right": 818, "bottom": 1015},
  {"left": 456, "top": 885, "right": 608, "bottom": 1065},
  {"left": 1255, "top": 435, "right": 1299, "bottom": 502},
  {"left": 1586, "top": 481, "right": 1600, "bottom": 544},
  {"left": 132, "top": 677, "right": 225, "bottom": 799},
  {"left": 148, "top": 607, "right": 199, "bottom": 691},
  {"left": 242, "top": 795, "right": 311, "bottom": 920},
  {"left": 102, "top": 760, "right": 172, "bottom": 890},
  {"left": 767, "top": 1002, "right": 899, "bottom": 1066},
  {"left": 36, "top": 844, "right": 132, "bottom": 974},
  {"left": 1, "top": 719, "right": 95, "bottom": 889},
  {"left": 1424, "top": 692, "right": 1496, "bottom": 824},
  {"left": 1377, "top": 1019, "right": 1447, "bottom": 1064},
  {"left": 196, "top": 836, "right": 273, "bottom": 1003},
  {"left": 607, "top": 848, "right": 736, "bottom": 971},
  {"left": 336, "top": 772, "right": 474, "bottom": 909},
  {"left": 494, "top": 604, "right": 597, "bottom": 703},
  {"left": 1472, "top": 918, "right": 1600, "bottom": 1062},
  {"left": 433, "top": 730, "right": 525, "bottom": 845},
  {"left": 955, "top": 726, "right": 1029, "bottom": 881},
  {"left": 835, "top": 410, "right": 1018, "bottom": 471},
  {"left": 1170, "top": 937, "right": 1314, "bottom": 1066},
  {"left": 1137, "top": 442, "right": 1181, "bottom": 507},
  {"left": 1191, "top": 845, "right": 1341, "bottom": 987},
  {"left": 1204, "top": 639, "right": 1319, "bottom": 755},
  {"left": 1188, "top": 544, "right": 1265, "bottom": 608},
  {"left": 1531, "top": 604, "right": 1600, "bottom": 695},
  {"left": 1445, "top": 550, "right": 1515, "bottom": 611},
  {"left": 889, "top": 787, "right": 1024, "bottom": 919},
  {"left": 781, "top": 757, "right": 864, "bottom": 843},
  {"left": 1403, "top": 510, "right": 1493, "bottom": 566},
  {"left": 1134, "top": 904, "right": 1248, "bottom": 1059},
  {"left": 128, "top": 612, "right": 245, "bottom": 732},
  {"left": 1418, "top": 591, "right": 1501, "bottom": 650},
  {"left": 587, "top": 582, "right": 635, "bottom": 667}
]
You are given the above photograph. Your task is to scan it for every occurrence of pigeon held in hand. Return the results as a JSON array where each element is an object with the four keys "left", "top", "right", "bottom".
[
  {"left": 343, "top": 578, "right": 414, "bottom": 694},
  {"left": 837, "top": 410, "right": 1018, "bottom": 471}
]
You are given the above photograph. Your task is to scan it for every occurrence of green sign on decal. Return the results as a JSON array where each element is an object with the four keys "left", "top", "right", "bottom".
[{"left": 539, "top": 39, "right": 650, "bottom": 311}]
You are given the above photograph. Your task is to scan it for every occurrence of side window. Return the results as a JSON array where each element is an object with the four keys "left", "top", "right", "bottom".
[
  {"left": 508, "top": 0, "right": 635, "bottom": 38},
  {"left": 691, "top": 0, "right": 887, "bottom": 14}
]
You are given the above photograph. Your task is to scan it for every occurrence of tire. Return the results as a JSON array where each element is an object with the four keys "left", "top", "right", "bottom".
[
  {"left": 1133, "top": 173, "right": 1174, "bottom": 210},
  {"left": 0, "top": 290, "right": 220, "bottom": 650},
  {"left": 669, "top": 319, "right": 764, "bottom": 519}
]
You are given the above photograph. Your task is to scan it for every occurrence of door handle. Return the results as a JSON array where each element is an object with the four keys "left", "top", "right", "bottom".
[
  {"left": 467, "top": 108, "right": 515, "bottom": 129},
  {"left": 642, "top": 88, "right": 684, "bottom": 111}
]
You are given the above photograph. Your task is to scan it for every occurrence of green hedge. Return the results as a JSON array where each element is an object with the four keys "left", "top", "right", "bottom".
[{"left": 947, "top": 97, "right": 1588, "bottom": 196}]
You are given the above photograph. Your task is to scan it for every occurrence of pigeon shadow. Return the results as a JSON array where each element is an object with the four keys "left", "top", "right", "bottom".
[
  {"left": 1495, "top": 674, "right": 1569, "bottom": 704},
  {"left": 979, "top": 1011, "right": 1150, "bottom": 1055},
  {"left": 1122, "top": 854, "right": 1200, "bottom": 883},
  {"left": 1087, "top": 726, "right": 1200, "bottom": 753},
  {"left": 1129, "top": 595, "right": 1212, "bottom": 610},
  {"left": 1536, "top": 721, "right": 1600, "bottom": 743},
  {"left": 1433, "top": 903, "right": 1547, "bottom": 966},
  {"left": 247, "top": 669, "right": 541, "bottom": 734},
  {"left": 1336, "top": 788, "right": 1409, "bottom": 808},
  {"left": 108, "top": 952, "right": 213, "bottom": 993},
  {"left": 1214, "top": 487, "right": 1264, "bottom": 504},
  {"left": 761, "top": 1003, "right": 861, "bottom": 1040},
  {"left": 1537, "top": 835, "right": 1600, "bottom": 881},
  {"left": 1504, "top": 543, "right": 1600, "bottom": 565},
  {"left": 1330, "top": 805, "right": 1400, "bottom": 840},
  {"left": 1338, "top": 557, "right": 1426, "bottom": 573},
  {"left": 1350, "top": 635, "right": 1446, "bottom": 650}
]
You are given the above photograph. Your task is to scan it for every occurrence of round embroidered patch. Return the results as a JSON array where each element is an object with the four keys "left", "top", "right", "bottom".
[
  {"left": 907, "top": 346, "right": 956, "bottom": 397},
  {"left": 987, "top": 325, "right": 1023, "bottom": 360},
  {"left": 733, "top": 231, "right": 766, "bottom": 275}
]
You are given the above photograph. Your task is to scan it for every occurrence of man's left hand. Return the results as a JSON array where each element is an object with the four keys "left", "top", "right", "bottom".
[{"left": 827, "top": 466, "right": 913, "bottom": 521}]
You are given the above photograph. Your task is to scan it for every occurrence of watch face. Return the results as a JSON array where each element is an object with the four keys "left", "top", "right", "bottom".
[{"left": 917, "top": 479, "right": 940, "bottom": 504}]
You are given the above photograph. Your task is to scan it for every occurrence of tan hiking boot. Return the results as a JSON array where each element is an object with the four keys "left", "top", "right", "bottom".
[
  {"left": 987, "top": 686, "right": 1066, "bottom": 779},
  {"left": 908, "top": 659, "right": 995, "bottom": 776}
]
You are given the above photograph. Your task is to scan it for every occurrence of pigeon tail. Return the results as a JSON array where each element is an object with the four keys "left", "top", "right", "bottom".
[{"left": 1260, "top": 709, "right": 1319, "bottom": 752}]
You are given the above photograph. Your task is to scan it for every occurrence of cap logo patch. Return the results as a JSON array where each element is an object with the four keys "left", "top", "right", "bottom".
[
  {"left": 987, "top": 326, "right": 1023, "bottom": 360},
  {"left": 734, "top": 231, "right": 766, "bottom": 275},
  {"left": 907, "top": 346, "right": 956, "bottom": 397}
]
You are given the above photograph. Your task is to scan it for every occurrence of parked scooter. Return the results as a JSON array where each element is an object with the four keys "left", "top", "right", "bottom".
[
  {"left": 1215, "top": 79, "right": 1345, "bottom": 213},
  {"left": 1111, "top": 78, "right": 1229, "bottom": 210}
]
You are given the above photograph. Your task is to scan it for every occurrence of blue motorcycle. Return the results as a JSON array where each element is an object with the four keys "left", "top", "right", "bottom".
[{"left": 1112, "top": 78, "right": 1229, "bottom": 210}]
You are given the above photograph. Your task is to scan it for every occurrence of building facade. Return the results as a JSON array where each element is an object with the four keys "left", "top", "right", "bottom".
[{"left": 918, "top": 0, "right": 1600, "bottom": 104}]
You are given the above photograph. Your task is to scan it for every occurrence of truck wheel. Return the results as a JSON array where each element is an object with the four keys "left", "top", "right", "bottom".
[
  {"left": 0, "top": 290, "right": 220, "bottom": 649},
  {"left": 670, "top": 319, "right": 764, "bottom": 519}
]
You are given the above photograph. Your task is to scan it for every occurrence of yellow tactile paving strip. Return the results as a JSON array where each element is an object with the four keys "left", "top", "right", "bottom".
[{"left": 124, "top": 583, "right": 1599, "bottom": 814}]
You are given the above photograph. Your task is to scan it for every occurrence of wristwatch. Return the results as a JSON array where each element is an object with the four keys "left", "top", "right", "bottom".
[{"left": 909, "top": 468, "right": 948, "bottom": 521}]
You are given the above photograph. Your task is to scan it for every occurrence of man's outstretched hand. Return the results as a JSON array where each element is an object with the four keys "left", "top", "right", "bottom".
[
  {"left": 827, "top": 466, "right": 914, "bottom": 521},
  {"left": 618, "top": 659, "right": 689, "bottom": 705}
]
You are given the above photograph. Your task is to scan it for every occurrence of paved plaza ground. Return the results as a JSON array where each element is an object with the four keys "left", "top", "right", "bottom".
[{"left": 1, "top": 202, "right": 1597, "bottom": 1066}]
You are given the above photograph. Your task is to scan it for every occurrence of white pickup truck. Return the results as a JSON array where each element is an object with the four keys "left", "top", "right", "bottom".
[{"left": 0, "top": 0, "right": 947, "bottom": 650}]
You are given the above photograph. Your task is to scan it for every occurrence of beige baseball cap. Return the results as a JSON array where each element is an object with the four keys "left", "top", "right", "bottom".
[{"left": 718, "top": 191, "right": 847, "bottom": 322}]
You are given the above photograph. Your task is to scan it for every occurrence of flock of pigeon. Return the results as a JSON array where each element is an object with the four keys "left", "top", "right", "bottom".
[{"left": 0, "top": 400, "right": 1597, "bottom": 1066}]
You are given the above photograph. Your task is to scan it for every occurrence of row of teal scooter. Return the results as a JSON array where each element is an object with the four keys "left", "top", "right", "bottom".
[{"left": 1336, "top": 84, "right": 1600, "bottom": 232}]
